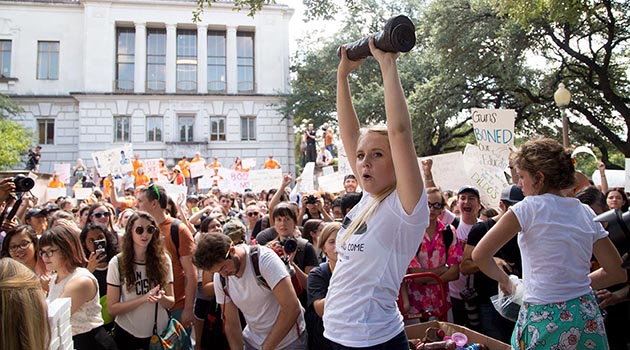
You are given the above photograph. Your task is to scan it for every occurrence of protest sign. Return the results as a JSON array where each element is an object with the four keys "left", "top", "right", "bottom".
[
  {"left": 54, "top": 163, "right": 71, "bottom": 184},
  {"left": 317, "top": 172, "right": 346, "bottom": 194},
  {"left": 299, "top": 162, "right": 316, "bottom": 193},
  {"left": 156, "top": 182, "right": 188, "bottom": 206},
  {"left": 46, "top": 187, "right": 67, "bottom": 202},
  {"left": 571, "top": 146, "right": 597, "bottom": 161},
  {"left": 226, "top": 169, "right": 251, "bottom": 193},
  {"left": 471, "top": 108, "right": 515, "bottom": 146},
  {"left": 467, "top": 163, "right": 509, "bottom": 208},
  {"left": 190, "top": 161, "right": 206, "bottom": 179},
  {"left": 144, "top": 159, "right": 161, "bottom": 179},
  {"left": 91, "top": 144, "right": 133, "bottom": 176},
  {"left": 249, "top": 169, "right": 283, "bottom": 193},
  {"left": 242, "top": 158, "right": 256, "bottom": 170},
  {"left": 322, "top": 166, "right": 334, "bottom": 176},
  {"left": 74, "top": 188, "right": 94, "bottom": 200},
  {"left": 418, "top": 152, "right": 470, "bottom": 192},
  {"left": 463, "top": 143, "right": 511, "bottom": 174},
  {"left": 591, "top": 169, "right": 627, "bottom": 189}
]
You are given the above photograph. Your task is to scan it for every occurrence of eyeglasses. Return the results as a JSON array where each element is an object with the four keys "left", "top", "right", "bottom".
[
  {"left": 247, "top": 212, "right": 260, "bottom": 217},
  {"left": 39, "top": 248, "right": 60, "bottom": 258},
  {"left": 427, "top": 202, "right": 444, "bottom": 210},
  {"left": 135, "top": 225, "right": 158, "bottom": 235},
  {"left": 150, "top": 184, "right": 161, "bottom": 203},
  {"left": 91, "top": 212, "right": 111, "bottom": 219},
  {"left": 225, "top": 241, "right": 233, "bottom": 259},
  {"left": 9, "top": 240, "right": 32, "bottom": 252}
]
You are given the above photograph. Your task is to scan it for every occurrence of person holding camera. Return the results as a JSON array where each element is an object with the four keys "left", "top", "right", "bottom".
[
  {"left": 299, "top": 193, "right": 333, "bottom": 226},
  {"left": 193, "top": 232, "right": 307, "bottom": 350},
  {"left": 322, "top": 38, "right": 429, "bottom": 349}
]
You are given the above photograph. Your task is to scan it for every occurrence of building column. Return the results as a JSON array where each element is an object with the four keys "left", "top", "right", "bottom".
[
  {"left": 197, "top": 24, "right": 208, "bottom": 94},
  {"left": 226, "top": 26, "right": 237, "bottom": 94},
  {"left": 134, "top": 22, "right": 146, "bottom": 93},
  {"left": 166, "top": 23, "right": 177, "bottom": 93}
]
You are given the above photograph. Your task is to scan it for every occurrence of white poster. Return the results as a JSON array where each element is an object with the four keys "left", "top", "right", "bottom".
[
  {"left": 571, "top": 146, "right": 597, "bottom": 161},
  {"left": 418, "top": 152, "right": 470, "bottom": 192},
  {"left": 248, "top": 169, "right": 283, "bottom": 193},
  {"left": 317, "top": 172, "right": 346, "bottom": 194},
  {"left": 144, "top": 159, "right": 161, "bottom": 179},
  {"left": 46, "top": 187, "right": 67, "bottom": 202},
  {"left": 91, "top": 144, "right": 133, "bottom": 176},
  {"left": 54, "top": 163, "right": 71, "bottom": 184},
  {"left": 591, "top": 170, "right": 627, "bottom": 189},
  {"left": 471, "top": 108, "right": 515, "bottom": 146},
  {"left": 299, "top": 162, "right": 316, "bottom": 193},
  {"left": 189, "top": 161, "right": 206, "bottom": 179},
  {"left": 463, "top": 143, "right": 511, "bottom": 174},
  {"left": 74, "top": 188, "right": 94, "bottom": 200},
  {"left": 242, "top": 158, "right": 257, "bottom": 170},
  {"left": 467, "top": 163, "right": 509, "bottom": 208},
  {"left": 157, "top": 182, "right": 188, "bottom": 206}
]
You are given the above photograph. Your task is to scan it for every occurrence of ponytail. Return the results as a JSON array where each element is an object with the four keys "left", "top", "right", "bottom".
[{"left": 339, "top": 185, "right": 395, "bottom": 244}]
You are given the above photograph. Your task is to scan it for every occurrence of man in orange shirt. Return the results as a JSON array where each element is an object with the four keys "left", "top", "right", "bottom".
[
  {"left": 177, "top": 156, "right": 191, "bottom": 190},
  {"left": 263, "top": 154, "right": 281, "bottom": 169},
  {"left": 190, "top": 152, "right": 205, "bottom": 194},
  {"left": 132, "top": 154, "right": 143, "bottom": 177},
  {"left": 48, "top": 173, "right": 65, "bottom": 188},
  {"left": 323, "top": 122, "right": 335, "bottom": 157},
  {"left": 209, "top": 156, "right": 222, "bottom": 169},
  {"left": 137, "top": 184, "right": 197, "bottom": 344},
  {"left": 135, "top": 167, "right": 150, "bottom": 187}
]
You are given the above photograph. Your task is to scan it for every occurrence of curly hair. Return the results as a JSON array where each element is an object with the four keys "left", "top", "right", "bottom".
[
  {"left": 193, "top": 233, "right": 232, "bottom": 271},
  {"left": 120, "top": 212, "right": 169, "bottom": 292},
  {"left": 79, "top": 223, "right": 119, "bottom": 263},
  {"left": 510, "top": 137, "right": 575, "bottom": 193}
]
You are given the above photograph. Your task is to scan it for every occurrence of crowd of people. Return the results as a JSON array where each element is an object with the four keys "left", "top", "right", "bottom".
[{"left": 1, "top": 37, "right": 629, "bottom": 350}]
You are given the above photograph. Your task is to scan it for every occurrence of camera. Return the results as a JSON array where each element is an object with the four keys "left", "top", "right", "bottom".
[
  {"left": 13, "top": 174, "right": 35, "bottom": 193},
  {"left": 93, "top": 239, "right": 106, "bottom": 257},
  {"left": 306, "top": 195, "right": 318, "bottom": 205},
  {"left": 338, "top": 15, "right": 416, "bottom": 61},
  {"left": 460, "top": 287, "right": 479, "bottom": 302},
  {"left": 594, "top": 208, "right": 630, "bottom": 268},
  {"left": 279, "top": 237, "right": 298, "bottom": 255}
]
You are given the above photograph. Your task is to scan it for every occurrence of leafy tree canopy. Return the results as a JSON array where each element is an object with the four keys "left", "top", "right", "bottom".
[{"left": 0, "top": 94, "right": 32, "bottom": 170}]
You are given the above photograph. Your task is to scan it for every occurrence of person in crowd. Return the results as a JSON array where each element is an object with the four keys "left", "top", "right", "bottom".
[
  {"left": 404, "top": 187, "right": 462, "bottom": 323},
  {"left": 449, "top": 185, "right": 482, "bottom": 328},
  {"left": 158, "top": 158, "right": 169, "bottom": 181},
  {"left": 26, "top": 146, "right": 42, "bottom": 171},
  {"left": 339, "top": 192, "right": 361, "bottom": 218},
  {"left": 132, "top": 154, "right": 143, "bottom": 177},
  {"left": 106, "top": 211, "right": 175, "bottom": 349},
  {"left": 135, "top": 168, "right": 150, "bottom": 188},
  {"left": 77, "top": 205, "right": 90, "bottom": 229},
  {"left": 342, "top": 174, "right": 358, "bottom": 194},
  {"left": 0, "top": 258, "right": 51, "bottom": 350},
  {"left": 299, "top": 193, "right": 333, "bottom": 226},
  {"left": 323, "top": 39, "right": 428, "bottom": 349},
  {"left": 302, "top": 219, "right": 325, "bottom": 262},
  {"left": 25, "top": 207, "right": 48, "bottom": 235},
  {"left": 193, "top": 232, "right": 307, "bottom": 350},
  {"left": 305, "top": 123, "right": 317, "bottom": 164},
  {"left": 306, "top": 221, "right": 341, "bottom": 350},
  {"left": 316, "top": 145, "right": 334, "bottom": 168},
  {"left": 1, "top": 225, "right": 48, "bottom": 288},
  {"left": 80, "top": 223, "right": 119, "bottom": 330},
  {"left": 244, "top": 202, "right": 262, "bottom": 243},
  {"left": 108, "top": 177, "right": 137, "bottom": 214},
  {"left": 137, "top": 184, "right": 197, "bottom": 346},
  {"left": 41, "top": 225, "right": 118, "bottom": 350},
  {"left": 87, "top": 202, "right": 118, "bottom": 241},
  {"left": 72, "top": 158, "right": 88, "bottom": 186},
  {"left": 460, "top": 184, "right": 524, "bottom": 343},
  {"left": 48, "top": 173, "right": 66, "bottom": 188},
  {"left": 191, "top": 152, "right": 206, "bottom": 193},
  {"left": 322, "top": 122, "right": 335, "bottom": 158},
  {"left": 606, "top": 188, "right": 629, "bottom": 212},
  {"left": 331, "top": 198, "right": 344, "bottom": 221},
  {"left": 209, "top": 156, "right": 222, "bottom": 169},
  {"left": 473, "top": 138, "right": 626, "bottom": 350},
  {"left": 479, "top": 207, "right": 499, "bottom": 221},
  {"left": 256, "top": 203, "right": 319, "bottom": 306},
  {"left": 178, "top": 156, "right": 192, "bottom": 189},
  {"left": 264, "top": 154, "right": 281, "bottom": 169},
  {"left": 171, "top": 165, "right": 186, "bottom": 186},
  {"left": 320, "top": 192, "right": 335, "bottom": 218},
  {"left": 116, "top": 207, "right": 136, "bottom": 232},
  {"left": 121, "top": 170, "right": 135, "bottom": 191}
]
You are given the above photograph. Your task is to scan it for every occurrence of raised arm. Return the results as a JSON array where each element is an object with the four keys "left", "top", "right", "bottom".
[{"left": 368, "top": 38, "right": 423, "bottom": 213}]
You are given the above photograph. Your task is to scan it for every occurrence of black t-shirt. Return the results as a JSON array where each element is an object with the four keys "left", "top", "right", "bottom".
[
  {"left": 306, "top": 130, "right": 316, "bottom": 146},
  {"left": 466, "top": 218, "right": 522, "bottom": 303},
  {"left": 604, "top": 220, "right": 630, "bottom": 292},
  {"left": 306, "top": 262, "right": 333, "bottom": 350},
  {"left": 255, "top": 227, "right": 278, "bottom": 246}
]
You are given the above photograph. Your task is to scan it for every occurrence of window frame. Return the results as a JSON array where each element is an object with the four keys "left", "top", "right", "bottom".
[
  {"left": 240, "top": 115, "right": 256, "bottom": 141},
  {"left": 37, "top": 41, "right": 60, "bottom": 80},
  {"left": 115, "top": 27, "right": 135, "bottom": 92},
  {"left": 178, "top": 115, "right": 195, "bottom": 143},
  {"left": 209, "top": 116, "right": 226, "bottom": 141},
  {"left": 113, "top": 115, "right": 131, "bottom": 143},
  {"left": 0, "top": 40, "right": 12, "bottom": 78},
  {"left": 37, "top": 118, "right": 55, "bottom": 145},
  {"left": 146, "top": 116, "right": 163, "bottom": 142},
  {"left": 146, "top": 28, "right": 167, "bottom": 93},
  {"left": 207, "top": 31, "right": 226, "bottom": 93},
  {"left": 176, "top": 29, "right": 198, "bottom": 93},
  {"left": 236, "top": 31, "right": 255, "bottom": 92}
]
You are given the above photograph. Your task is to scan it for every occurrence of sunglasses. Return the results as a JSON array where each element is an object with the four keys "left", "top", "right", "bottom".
[
  {"left": 135, "top": 225, "right": 158, "bottom": 235},
  {"left": 247, "top": 212, "right": 260, "bottom": 217},
  {"left": 91, "top": 212, "right": 112, "bottom": 219},
  {"left": 427, "top": 202, "right": 444, "bottom": 210}
]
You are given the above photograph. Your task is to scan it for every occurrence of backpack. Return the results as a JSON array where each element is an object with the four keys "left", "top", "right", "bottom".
[
  {"left": 219, "top": 245, "right": 269, "bottom": 291},
  {"left": 417, "top": 223, "right": 455, "bottom": 255}
]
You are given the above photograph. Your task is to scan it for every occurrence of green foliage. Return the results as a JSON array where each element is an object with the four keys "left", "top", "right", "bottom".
[{"left": 0, "top": 94, "right": 32, "bottom": 170}]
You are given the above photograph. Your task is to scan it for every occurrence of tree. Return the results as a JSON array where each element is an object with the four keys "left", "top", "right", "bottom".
[{"left": 0, "top": 94, "right": 32, "bottom": 170}]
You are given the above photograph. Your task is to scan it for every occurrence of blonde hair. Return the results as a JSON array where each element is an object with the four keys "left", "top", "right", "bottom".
[
  {"left": 340, "top": 127, "right": 394, "bottom": 244},
  {"left": 0, "top": 258, "right": 50, "bottom": 350}
]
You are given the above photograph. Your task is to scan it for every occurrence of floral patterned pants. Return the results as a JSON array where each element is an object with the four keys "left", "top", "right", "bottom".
[{"left": 512, "top": 292, "right": 609, "bottom": 350}]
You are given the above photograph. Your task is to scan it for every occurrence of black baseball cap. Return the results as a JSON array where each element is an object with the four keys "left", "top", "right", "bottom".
[
  {"left": 457, "top": 186, "right": 480, "bottom": 198},
  {"left": 500, "top": 184, "right": 525, "bottom": 203},
  {"left": 343, "top": 174, "right": 356, "bottom": 181},
  {"left": 25, "top": 208, "right": 46, "bottom": 220}
]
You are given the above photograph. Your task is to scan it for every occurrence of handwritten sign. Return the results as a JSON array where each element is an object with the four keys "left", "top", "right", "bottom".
[
  {"left": 463, "top": 143, "right": 511, "bottom": 174},
  {"left": 91, "top": 144, "right": 133, "bottom": 176},
  {"left": 156, "top": 182, "right": 188, "bottom": 206},
  {"left": 467, "top": 163, "right": 509, "bottom": 208},
  {"left": 249, "top": 169, "right": 283, "bottom": 193},
  {"left": 54, "top": 163, "right": 71, "bottom": 184},
  {"left": 74, "top": 188, "right": 94, "bottom": 200},
  {"left": 144, "top": 159, "right": 161, "bottom": 179},
  {"left": 591, "top": 169, "right": 627, "bottom": 189},
  {"left": 317, "top": 172, "right": 346, "bottom": 194},
  {"left": 471, "top": 108, "right": 515, "bottom": 146},
  {"left": 418, "top": 152, "right": 470, "bottom": 192},
  {"left": 299, "top": 162, "right": 316, "bottom": 193},
  {"left": 190, "top": 161, "right": 206, "bottom": 178}
]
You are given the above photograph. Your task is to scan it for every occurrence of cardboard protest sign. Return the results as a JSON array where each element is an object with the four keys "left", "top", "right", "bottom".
[
  {"left": 572, "top": 146, "right": 597, "bottom": 161},
  {"left": 591, "top": 169, "right": 627, "bottom": 189},
  {"left": 189, "top": 161, "right": 207, "bottom": 179},
  {"left": 144, "top": 159, "right": 161, "bottom": 179},
  {"left": 418, "top": 152, "right": 470, "bottom": 192},
  {"left": 317, "top": 172, "right": 346, "bottom": 194},
  {"left": 91, "top": 144, "right": 133, "bottom": 176},
  {"left": 467, "top": 163, "right": 509, "bottom": 208},
  {"left": 249, "top": 169, "right": 283, "bottom": 193},
  {"left": 74, "top": 188, "right": 94, "bottom": 200},
  {"left": 54, "top": 163, "right": 71, "bottom": 184},
  {"left": 242, "top": 158, "right": 256, "bottom": 170},
  {"left": 299, "top": 162, "right": 316, "bottom": 193},
  {"left": 46, "top": 187, "right": 67, "bottom": 202},
  {"left": 471, "top": 108, "right": 515, "bottom": 146},
  {"left": 463, "top": 143, "right": 511, "bottom": 173},
  {"left": 226, "top": 169, "right": 251, "bottom": 193}
]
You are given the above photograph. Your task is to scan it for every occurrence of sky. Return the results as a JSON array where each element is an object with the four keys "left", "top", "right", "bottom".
[{"left": 286, "top": 0, "right": 342, "bottom": 56}]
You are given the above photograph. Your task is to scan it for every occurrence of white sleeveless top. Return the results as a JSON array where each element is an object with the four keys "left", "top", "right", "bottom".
[{"left": 48, "top": 267, "right": 104, "bottom": 335}]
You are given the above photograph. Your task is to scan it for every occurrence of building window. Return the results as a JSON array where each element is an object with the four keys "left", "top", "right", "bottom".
[
  {"left": 147, "top": 28, "right": 166, "bottom": 92},
  {"left": 0, "top": 40, "right": 11, "bottom": 78},
  {"left": 207, "top": 31, "right": 226, "bottom": 92},
  {"left": 37, "top": 41, "right": 59, "bottom": 80},
  {"left": 178, "top": 116, "right": 194, "bottom": 142},
  {"left": 237, "top": 32, "right": 254, "bottom": 92},
  {"left": 240, "top": 116, "right": 256, "bottom": 141},
  {"left": 116, "top": 28, "right": 135, "bottom": 91},
  {"left": 114, "top": 116, "right": 130, "bottom": 142},
  {"left": 38, "top": 119, "right": 54, "bottom": 145},
  {"left": 146, "top": 116, "right": 163, "bottom": 142},
  {"left": 209, "top": 117, "right": 226, "bottom": 141},
  {"left": 176, "top": 29, "right": 197, "bottom": 93}
]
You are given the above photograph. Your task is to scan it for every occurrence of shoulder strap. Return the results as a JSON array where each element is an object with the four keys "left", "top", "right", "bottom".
[
  {"left": 250, "top": 245, "right": 270, "bottom": 290},
  {"left": 452, "top": 216, "right": 460, "bottom": 229},
  {"left": 171, "top": 218, "right": 181, "bottom": 259},
  {"left": 442, "top": 224, "right": 454, "bottom": 248},
  {"left": 152, "top": 303, "right": 159, "bottom": 335}
]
